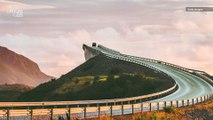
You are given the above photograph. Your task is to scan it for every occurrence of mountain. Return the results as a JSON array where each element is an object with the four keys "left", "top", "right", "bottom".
[
  {"left": 18, "top": 54, "right": 175, "bottom": 101},
  {"left": 0, "top": 46, "right": 52, "bottom": 86}
]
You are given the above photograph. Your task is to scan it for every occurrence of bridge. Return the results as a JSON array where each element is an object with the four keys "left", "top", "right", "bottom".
[{"left": 0, "top": 43, "right": 213, "bottom": 120}]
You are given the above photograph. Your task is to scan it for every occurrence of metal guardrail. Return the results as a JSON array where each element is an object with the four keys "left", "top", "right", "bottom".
[
  {"left": 193, "top": 73, "right": 213, "bottom": 86},
  {"left": 95, "top": 45, "right": 207, "bottom": 75},
  {"left": 96, "top": 45, "right": 213, "bottom": 88},
  {"left": 0, "top": 84, "right": 178, "bottom": 109},
  {"left": 0, "top": 93, "right": 212, "bottom": 120}
]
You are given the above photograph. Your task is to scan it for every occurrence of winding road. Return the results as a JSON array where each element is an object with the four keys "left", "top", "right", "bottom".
[{"left": 92, "top": 45, "right": 213, "bottom": 102}]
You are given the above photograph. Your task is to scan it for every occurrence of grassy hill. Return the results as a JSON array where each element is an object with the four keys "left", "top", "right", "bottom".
[
  {"left": 0, "top": 84, "right": 32, "bottom": 102},
  {"left": 17, "top": 54, "right": 175, "bottom": 101}
]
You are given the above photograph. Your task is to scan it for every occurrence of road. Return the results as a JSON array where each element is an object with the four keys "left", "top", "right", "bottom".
[
  {"left": 0, "top": 44, "right": 213, "bottom": 119},
  {"left": 94, "top": 45, "right": 213, "bottom": 102},
  {"left": 141, "top": 61, "right": 213, "bottom": 102}
]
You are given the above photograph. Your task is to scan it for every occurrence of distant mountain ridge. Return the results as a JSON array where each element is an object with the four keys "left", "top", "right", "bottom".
[{"left": 0, "top": 46, "right": 52, "bottom": 86}]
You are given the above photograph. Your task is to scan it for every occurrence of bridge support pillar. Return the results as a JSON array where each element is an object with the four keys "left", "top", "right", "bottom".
[
  {"left": 110, "top": 105, "right": 113, "bottom": 116},
  {"left": 187, "top": 99, "right": 189, "bottom": 106},
  {"left": 98, "top": 104, "right": 100, "bottom": 118},
  {"left": 132, "top": 104, "right": 134, "bottom": 114},
  {"left": 192, "top": 99, "right": 194, "bottom": 106},
  {"left": 141, "top": 103, "right": 143, "bottom": 112},
  {"left": 50, "top": 108, "right": 53, "bottom": 120},
  {"left": 67, "top": 107, "right": 71, "bottom": 120},
  {"left": 83, "top": 107, "right": 87, "bottom": 119},
  {"left": 176, "top": 101, "right": 179, "bottom": 108},
  {"left": 30, "top": 109, "right": 33, "bottom": 120},
  {"left": 121, "top": 104, "right": 124, "bottom": 115},
  {"left": 6, "top": 109, "right": 10, "bottom": 120},
  {"left": 182, "top": 100, "right": 184, "bottom": 106},
  {"left": 149, "top": 103, "right": 152, "bottom": 111},
  {"left": 157, "top": 102, "right": 159, "bottom": 110}
]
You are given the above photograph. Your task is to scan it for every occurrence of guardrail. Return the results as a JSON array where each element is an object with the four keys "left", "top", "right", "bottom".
[
  {"left": 193, "top": 73, "right": 213, "bottom": 86},
  {"left": 127, "top": 55, "right": 207, "bottom": 74},
  {"left": 95, "top": 44, "right": 207, "bottom": 75},
  {"left": 0, "top": 92, "right": 212, "bottom": 120},
  {"left": 96, "top": 44, "right": 213, "bottom": 87},
  {"left": 97, "top": 45, "right": 121, "bottom": 55},
  {"left": 0, "top": 84, "right": 178, "bottom": 109},
  {"left": 84, "top": 44, "right": 213, "bottom": 87}
]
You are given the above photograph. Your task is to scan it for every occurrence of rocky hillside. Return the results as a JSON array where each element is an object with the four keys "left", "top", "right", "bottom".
[{"left": 0, "top": 46, "right": 52, "bottom": 86}]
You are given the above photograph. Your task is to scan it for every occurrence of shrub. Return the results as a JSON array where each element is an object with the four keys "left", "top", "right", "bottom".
[{"left": 163, "top": 106, "right": 175, "bottom": 114}]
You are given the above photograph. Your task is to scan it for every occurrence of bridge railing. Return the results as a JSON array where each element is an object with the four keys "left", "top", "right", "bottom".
[
  {"left": 95, "top": 44, "right": 207, "bottom": 75},
  {"left": 0, "top": 83, "right": 178, "bottom": 108},
  {"left": 0, "top": 93, "right": 212, "bottom": 120},
  {"left": 127, "top": 55, "right": 207, "bottom": 74},
  {"left": 96, "top": 45, "right": 213, "bottom": 86},
  {"left": 97, "top": 45, "right": 121, "bottom": 55}
]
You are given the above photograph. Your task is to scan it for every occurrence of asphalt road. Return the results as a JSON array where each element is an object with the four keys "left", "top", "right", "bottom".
[
  {"left": 96, "top": 46, "right": 213, "bottom": 102},
  {"left": 142, "top": 61, "right": 213, "bottom": 102}
]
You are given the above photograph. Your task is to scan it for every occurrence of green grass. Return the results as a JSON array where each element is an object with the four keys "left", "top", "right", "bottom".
[{"left": 17, "top": 54, "right": 174, "bottom": 101}]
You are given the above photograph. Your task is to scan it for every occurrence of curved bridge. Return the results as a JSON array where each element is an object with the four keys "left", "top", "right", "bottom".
[
  {"left": 0, "top": 43, "right": 213, "bottom": 120},
  {"left": 83, "top": 43, "right": 213, "bottom": 101}
]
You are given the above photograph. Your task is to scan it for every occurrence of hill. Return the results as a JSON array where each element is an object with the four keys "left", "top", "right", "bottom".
[
  {"left": 0, "top": 46, "right": 52, "bottom": 86},
  {"left": 0, "top": 84, "right": 32, "bottom": 102},
  {"left": 18, "top": 54, "right": 175, "bottom": 101}
]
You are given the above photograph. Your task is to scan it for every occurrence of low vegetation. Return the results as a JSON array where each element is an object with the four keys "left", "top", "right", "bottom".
[{"left": 0, "top": 84, "right": 32, "bottom": 101}]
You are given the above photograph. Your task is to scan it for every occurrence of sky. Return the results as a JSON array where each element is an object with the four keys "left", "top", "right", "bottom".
[{"left": 0, "top": 0, "right": 213, "bottom": 77}]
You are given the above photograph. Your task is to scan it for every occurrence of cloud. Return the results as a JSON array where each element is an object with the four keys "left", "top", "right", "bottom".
[
  {"left": 93, "top": 27, "right": 121, "bottom": 41},
  {"left": 0, "top": 0, "right": 55, "bottom": 12},
  {"left": 0, "top": 0, "right": 213, "bottom": 76},
  {"left": 174, "top": 20, "right": 200, "bottom": 34}
]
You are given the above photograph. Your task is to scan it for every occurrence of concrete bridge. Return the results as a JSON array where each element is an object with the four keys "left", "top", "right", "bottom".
[{"left": 0, "top": 43, "right": 212, "bottom": 120}]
